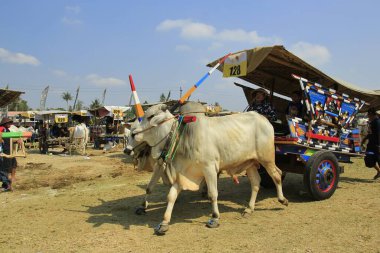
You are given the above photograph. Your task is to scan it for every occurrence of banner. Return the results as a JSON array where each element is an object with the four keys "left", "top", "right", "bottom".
[
  {"left": 223, "top": 52, "right": 247, "bottom": 77},
  {"left": 101, "top": 88, "right": 107, "bottom": 105},
  {"left": 73, "top": 86, "right": 80, "bottom": 110},
  {"left": 40, "top": 86, "right": 49, "bottom": 111},
  {"left": 112, "top": 109, "right": 123, "bottom": 120}
]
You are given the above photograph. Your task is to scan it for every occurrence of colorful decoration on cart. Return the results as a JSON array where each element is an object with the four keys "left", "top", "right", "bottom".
[
  {"left": 129, "top": 74, "right": 145, "bottom": 122},
  {"left": 288, "top": 118, "right": 360, "bottom": 153},
  {"left": 170, "top": 53, "right": 231, "bottom": 112},
  {"left": 292, "top": 74, "right": 366, "bottom": 129}
]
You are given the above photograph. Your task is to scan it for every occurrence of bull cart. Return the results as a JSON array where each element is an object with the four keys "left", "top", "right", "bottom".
[
  {"left": 34, "top": 110, "right": 71, "bottom": 154},
  {"left": 208, "top": 46, "right": 380, "bottom": 200}
]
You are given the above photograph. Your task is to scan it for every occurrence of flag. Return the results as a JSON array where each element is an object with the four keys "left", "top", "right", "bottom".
[
  {"left": 73, "top": 86, "right": 80, "bottom": 110},
  {"left": 101, "top": 88, "right": 106, "bottom": 105},
  {"left": 40, "top": 86, "right": 49, "bottom": 111}
]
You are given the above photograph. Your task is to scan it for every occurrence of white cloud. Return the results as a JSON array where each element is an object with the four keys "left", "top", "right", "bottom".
[
  {"left": 157, "top": 19, "right": 215, "bottom": 39},
  {"left": 175, "top": 44, "right": 192, "bottom": 51},
  {"left": 0, "top": 48, "right": 40, "bottom": 66},
  {"left": 62, "top": 16, "right": 82, "bottom": 25},
  {"left": 86, "top": 74, "right": 126, "bottom": 87},
  {"left": 180, "top": 22, "right": 215, "bottom": 39},
  {"left": 65, "top": 5, "right": 81, "bottom": 14},
  {"left": 156, "top": 19, "right": 279, "bottom": 44},
  {"left": 217, "top": 29, "right": 281, "bottom": 44},
  {"left": 156, "top": 19, "right": 191, "bottom": 31},
  {"left": 290, "top": 42, "right": 331, "bottom": 66}
]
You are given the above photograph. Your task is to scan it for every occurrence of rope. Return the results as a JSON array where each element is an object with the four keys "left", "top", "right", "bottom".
[{"left": 164, "top": 116, "right": 184, "bottom": 161}]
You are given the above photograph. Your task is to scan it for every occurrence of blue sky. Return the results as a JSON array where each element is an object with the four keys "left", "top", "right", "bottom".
[{"left": 1, "top": 0, "right": 379, "bottom": 111}]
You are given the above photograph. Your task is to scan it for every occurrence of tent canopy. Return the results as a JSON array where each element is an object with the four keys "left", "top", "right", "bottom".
[
  {"left": 36, "top": 110, "right": 69, "bottom": 115},
  {"left": 89, "top": 106, "right": 130, "bottom": 118},
  {"left": 0, "top": 89, "right": 24, "bottom": 108},
  {"left": 72, "top": 110, "right": 92, "bottom": 117},
  {"left": 207, "top": 45, "right": 380, "bottom": 111}
]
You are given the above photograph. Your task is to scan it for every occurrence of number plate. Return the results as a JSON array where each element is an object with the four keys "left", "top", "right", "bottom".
[
  {"left": 223, "top": 52, "right": 247, "bottom": 77},
  {"left": 55, "top": 114, "right": 68, "bottom": 123}
]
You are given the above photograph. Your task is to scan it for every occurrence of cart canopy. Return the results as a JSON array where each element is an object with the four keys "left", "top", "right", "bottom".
[{"left": 207, "top": 45, "right": 380, "bottom": 111}]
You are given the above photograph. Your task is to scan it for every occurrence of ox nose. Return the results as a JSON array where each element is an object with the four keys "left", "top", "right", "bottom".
[{"left": 124, "top": 146, "right": 134, "bottom": 156}]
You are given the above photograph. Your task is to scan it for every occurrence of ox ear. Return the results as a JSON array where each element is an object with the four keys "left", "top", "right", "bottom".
[{"left": 150, "top": 113, "right": 166, "bottom": 127}]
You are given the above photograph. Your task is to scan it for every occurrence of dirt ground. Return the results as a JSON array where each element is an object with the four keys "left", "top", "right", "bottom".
[{"left": 0, "top": 147, "right": 379, "bottom": 253}]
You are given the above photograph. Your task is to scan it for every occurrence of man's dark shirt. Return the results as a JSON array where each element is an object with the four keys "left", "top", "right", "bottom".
[
  {"left": 368, "top": 117, "right": 380, "bottom": 151},
  {"left": 2, "top": 128, "right": 11, "bottom": 155}
]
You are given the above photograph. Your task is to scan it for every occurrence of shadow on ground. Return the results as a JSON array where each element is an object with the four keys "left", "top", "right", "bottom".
[{"left": 84, "top": 174, "right": 309, "bottom": 230}]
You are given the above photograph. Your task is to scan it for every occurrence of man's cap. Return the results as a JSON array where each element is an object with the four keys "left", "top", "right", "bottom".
[{"left": 252, "top": 88, "right": 269, "bottom": 97}]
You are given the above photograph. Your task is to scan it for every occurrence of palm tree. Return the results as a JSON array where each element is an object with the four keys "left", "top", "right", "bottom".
[
  {"left": 90, "top": 98, "right": 102, "bottom": 109},
  {"left": 62, "top": 92, "right": 73, "bottom": 111}
]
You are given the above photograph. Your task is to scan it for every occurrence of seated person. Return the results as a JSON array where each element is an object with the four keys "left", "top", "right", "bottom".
[
  {"left": 286, "top": 91, "right": 304, "bottom": 119},
  {"left": 105, "top": 121, "right": 116, "bottom": 135},
  {"left": 247, "top": 88, "right": 277, "bottom": 122}
]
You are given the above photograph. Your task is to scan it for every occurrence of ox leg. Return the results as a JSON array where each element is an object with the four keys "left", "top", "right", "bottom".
[
  {"left": 200, "top": 171, "right": 221, "bottom": 198},
  {"left": 136, "top": 165, "right": 164, "bottom": 215},
  {"left": 155, "top": 182, "right": 181, "bottom": 235},
  {"left": 262, "top": 162, "right": 288, "bottom": 206},
  {"left": 243, "top": 165, "right": 261, "bottom": 216},
  {"left": 203, "top": 169, "right": 220, "bottom": 228}
]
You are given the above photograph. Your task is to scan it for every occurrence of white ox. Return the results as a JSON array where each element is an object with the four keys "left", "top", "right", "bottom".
[
  {"left": 132, "top": 102, "right": 288, "bottom": 235},
  {"left": 125, "top": 104, "right": 213, "bottom": 215},
  {"left": 68, "top": 123, "right": 89, "bottom": 155},
  {"left": 125, "top": 120, "right": 169, "bottom": 214}
]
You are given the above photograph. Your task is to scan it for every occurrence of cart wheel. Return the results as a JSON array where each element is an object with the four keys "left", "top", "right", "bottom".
[
  {"left": 303, "top": 150, "right": 339, "bottom": 200},
  {"left": 259, "top": 166, "right": 286, "bottom": 188}
]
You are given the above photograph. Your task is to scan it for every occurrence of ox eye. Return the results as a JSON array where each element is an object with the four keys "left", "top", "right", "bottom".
[{"left": 147, "top": 115, "right": 154, "bottom": 120}]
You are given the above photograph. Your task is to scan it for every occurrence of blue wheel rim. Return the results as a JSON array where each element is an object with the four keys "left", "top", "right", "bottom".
[{"left": 315, "top": 160, "right": 336, "bottom": 192}]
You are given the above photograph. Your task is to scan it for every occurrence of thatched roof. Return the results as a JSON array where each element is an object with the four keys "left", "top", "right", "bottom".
[{"left": 0, "top": 89, "right": 24, "bottom": 108}]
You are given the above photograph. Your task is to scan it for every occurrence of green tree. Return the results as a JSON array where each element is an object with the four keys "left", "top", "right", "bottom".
[
  {"left": 8, "top": 98, "right": 30, "bottom": 111},
  {"left": 61, "top": 92, "right": 73, "bottom": 111},
  {"left": 90, "top": 98, "right": 102, "bottom": 109}
]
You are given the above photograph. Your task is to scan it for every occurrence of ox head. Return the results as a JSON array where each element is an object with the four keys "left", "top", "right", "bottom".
[
  {"left": 124, "top": 119, "right": 140, "bottom": 156},
  {"left": 132, "top": 104, "right": 174, "bottom": 159},
  {"left": 123, "top": 119, "right": 153, "bottom": 171}
]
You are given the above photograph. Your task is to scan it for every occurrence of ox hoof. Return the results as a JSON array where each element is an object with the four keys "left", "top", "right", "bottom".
[
  {"left": 154, "top": 223, "right": 169, "bottom": 235},
  {"left": 242, "top": 208, "right": 253, "bottom": 217},
  {"left": 278, "top": 198, "right": 289, "bottom": 206},
  {"left": 135, "top": 207, "right": 147, "bottom": 215},
  {"left": 206, "top": 218, "right": 219, "bottom": 228}
]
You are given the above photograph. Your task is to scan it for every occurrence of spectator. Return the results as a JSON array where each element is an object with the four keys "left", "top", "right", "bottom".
[
  {"left": 247, "top": 88, "right": 277, "bottom": 122},
  {"left": 286, "top": 90, "right": 304, "bottom": 119},
  {"left": 0, "top": 117, "right": 18, "bottom": 191},
  {"left": 362, "top": 107, "right": 380, "bottom": 180}
]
